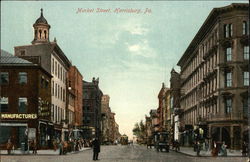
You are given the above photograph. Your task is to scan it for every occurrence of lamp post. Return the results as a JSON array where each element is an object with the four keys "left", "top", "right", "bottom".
[{"left": 247, "top": 35, "right": 250, "bottom": 162}]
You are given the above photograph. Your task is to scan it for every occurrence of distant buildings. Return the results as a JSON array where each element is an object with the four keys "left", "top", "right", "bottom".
[
  {"left": 101, "top": 95, "right": 120, "bottom": 144},
  {"left": 169, "top": 69, "right": 181, "bottom": 142},
  {"left": 149, "top": 109, "right": 159, "bottom": 136},
  {"left": 157, "top": 83, "right": 168, "bottom": 132},
  {"left": 164, "top": 89, "right": 171, "bottom": 136}
]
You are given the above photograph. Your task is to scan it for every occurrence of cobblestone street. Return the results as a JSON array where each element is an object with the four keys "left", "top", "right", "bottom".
[{"left": 0, "top": 145, "right": 247, "bottom": 162}]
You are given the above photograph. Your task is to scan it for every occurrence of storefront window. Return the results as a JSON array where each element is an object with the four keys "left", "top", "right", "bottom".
[
  {"left": 17, "top": 127, "right": 26, "bottom": 147},
  {"left": 18, "top": 98, "right": 27, "bottom": 113},
  {"left": 0, "top": 126, "right": 11, "bottom": 144}
]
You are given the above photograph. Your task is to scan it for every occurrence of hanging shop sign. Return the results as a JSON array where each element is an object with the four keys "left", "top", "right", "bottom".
[
  {"left": 38, "top": 98, "right": 50, "bottom": 118},
  {"left": 0, "top": 113, "right": 37, "bottom": 119}
]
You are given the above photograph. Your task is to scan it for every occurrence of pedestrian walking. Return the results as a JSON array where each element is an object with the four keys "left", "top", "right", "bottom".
[
  {"left": 59, "top": 140, "right": 63, "bottom": 155},
  {"left": 242, "top": 141, "right": 248, "bottom": 156},
  {"left": 6, "top": 138, "right": 13, "bottom": 155},
  {"left": 205, "top": 139, "right": 209, "bottom": 151},
  {"left": 92, "top": 138, "right": 100, "bottom": 161},
  {"left": 63, "top": 141, "right": 68, "bottom": 154},
  {"left": 175, "top": 140, "right": 180, "bottom": 152},
  {"left": 53, "top": 139, "right": 57, "bottom": 151},
  {"left": 31, "top": 140, "right": 37, "bottom": 154},
  {"left": 172, "top": 140, "right": 175, "bottom": 150},
  {"left": 193, "top": 141, "right": 197, "bottom": 152},
  {"left": 196, "top": 141, "right": 201, "bottom": 156},
  {"left": 211, "top": 141, "right": 218, "bottom": 157},
  {"left": 220, "top": 141, "right": 227, "bottom": 156}
]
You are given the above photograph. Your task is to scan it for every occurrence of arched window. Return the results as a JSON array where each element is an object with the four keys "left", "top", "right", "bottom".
[
  {"left": 44, "top": 30, "right": 47, "bottom": 39},
  {"left": 39, "top": 30, "right": 42, "bottom": 39},
  {"left": 35, "top": 30, "right": 37, "bottom": 38}
]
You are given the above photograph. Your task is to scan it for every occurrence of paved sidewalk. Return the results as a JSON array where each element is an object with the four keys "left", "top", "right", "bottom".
[
  {"left": 171, "top": 146, "right": 243, "bottom": 157},
  {"left": 0, "top": 147, "right": 91, "bottom": 155}
]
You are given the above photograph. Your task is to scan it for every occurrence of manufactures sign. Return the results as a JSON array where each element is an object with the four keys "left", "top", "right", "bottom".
[{"left": 0, "top": 114, "right": 37, "bottom": 119}]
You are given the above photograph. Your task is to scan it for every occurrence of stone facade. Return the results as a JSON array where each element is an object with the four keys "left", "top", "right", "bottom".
[
  {"left": 101, "top": 95, "right": 111, "bottom": 143},
  {"left": 100, "top": 95, "right": 120, "bottom": 144},
  {"left": 177, "top": 3, "right": 249, "bottom": 149}
]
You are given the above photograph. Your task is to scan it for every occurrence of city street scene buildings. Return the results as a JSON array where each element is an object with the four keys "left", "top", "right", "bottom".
[
  {"left": 0, "top": 9, "right": 120, "bottom": 151},
  {"left": 140, "top": 2, "right": 249, "bottom": 152},
  {"left": 0, "top": 1, "right": 249, "bottom": 162}
]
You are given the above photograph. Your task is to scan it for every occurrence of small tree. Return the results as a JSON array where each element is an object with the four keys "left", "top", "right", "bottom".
[{"left": 132, "top": 120, "right": 146, "bottom": 143}]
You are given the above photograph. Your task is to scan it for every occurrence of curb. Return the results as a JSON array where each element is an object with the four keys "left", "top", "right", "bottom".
[
  {"left": 0, "top": 148, "right": 91, "bottom": 156},
  {"left": 170, "top": 149, "right": 245, "bottom": 157}
]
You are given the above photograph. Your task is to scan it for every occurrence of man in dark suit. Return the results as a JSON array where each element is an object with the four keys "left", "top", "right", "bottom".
[{"left": 92, "top": 138, "right": 100, "bottom": 160}]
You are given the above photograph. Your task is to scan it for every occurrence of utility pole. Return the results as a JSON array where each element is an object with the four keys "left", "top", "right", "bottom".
[
  {"left": 248, "top": 47, "right": 250, "bottom": 162},
  {"left": 248, "top": 18, "right": 250, "bottom": 162}
]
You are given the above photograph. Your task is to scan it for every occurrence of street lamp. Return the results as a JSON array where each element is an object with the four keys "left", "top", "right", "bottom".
[{"left": 247, "top": 37, "right": 250, "bottom": 162}]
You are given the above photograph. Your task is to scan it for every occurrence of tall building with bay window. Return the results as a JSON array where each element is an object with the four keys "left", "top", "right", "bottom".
[
  {"left": 177, "top": 3, "right": 249, "bottom": 149},
  {"left": 14, "top": 9, "right": 71, "bottom": 141},
  {"left": 0, "top": 50, "right": 52, "bottom": 149}
]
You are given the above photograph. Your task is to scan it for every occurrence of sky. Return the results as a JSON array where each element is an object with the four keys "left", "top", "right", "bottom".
[{"left": 1, "top": 0, "right": 248, "bottom": 139}]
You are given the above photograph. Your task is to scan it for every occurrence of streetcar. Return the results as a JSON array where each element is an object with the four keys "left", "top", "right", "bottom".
[
  {"left": 120, "top": 135, "right": 128, "bottom": 145},
  {"left": 154, "top": 131, "right": 170, "bottom": 152}
]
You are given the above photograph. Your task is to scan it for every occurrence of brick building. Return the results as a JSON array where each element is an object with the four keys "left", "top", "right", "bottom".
[
  {"left": 82, "top": 78, "right": 103, "bottom": 140},
  {"left": 149, "top": 109, "right": 159, "bottom": 136},
  {"left": 169, "top": 69, "right": 182, "bottom": 142},
  {"left": 0, "top": 50, "right": 52, "bottom": 149},
  {"left": 157, "top": 83, "right": 168, "bottom": 132},
  {"left": 177, "top": 3, "right": 249, "bottom": 149},
  {"left": 164, "top": 88, "right": 171, "bottom": 133},
  {"left": 145, "top": 115, "right": 152, "bottom": 143},
  {"left": 67, "top": 66, "right": 83, "bottom": 139}
]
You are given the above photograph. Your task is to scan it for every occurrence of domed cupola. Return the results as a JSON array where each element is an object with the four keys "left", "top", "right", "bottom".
[
  {"left": 32, "top": 8, "right": 51, "bottom": 44},
  {"left": 35, "top": 9, "right": 48, "bottom": 24}
]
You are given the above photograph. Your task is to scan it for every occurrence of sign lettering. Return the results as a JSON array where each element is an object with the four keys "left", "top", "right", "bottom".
[{"left": 0, "top": 114, "right": 37, "bottom": 119}]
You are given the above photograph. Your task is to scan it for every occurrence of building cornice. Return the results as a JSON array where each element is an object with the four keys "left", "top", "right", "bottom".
[{"left": 177, "top": 3, "right": 249, "bottom": 67}]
